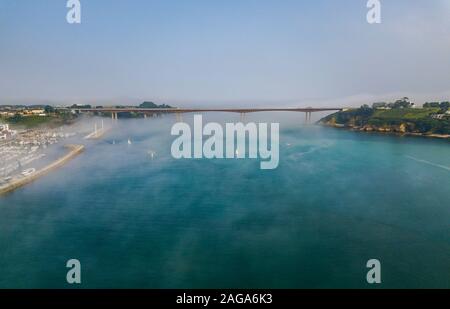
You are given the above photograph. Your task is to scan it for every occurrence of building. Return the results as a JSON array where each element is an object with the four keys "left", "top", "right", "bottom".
[
  {"left": 0, "top": 111, "right": 15, "bottom": 117},
  {"left": 23, "top": 109, "right": 45, "bottom": 116},
  {"left": 431, "top": 114, "right": 446, "bottom": 120}
]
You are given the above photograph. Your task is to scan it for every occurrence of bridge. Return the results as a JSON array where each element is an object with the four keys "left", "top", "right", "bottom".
[{"left": 68, "top": 107, "right": 347, "bottom": 123}]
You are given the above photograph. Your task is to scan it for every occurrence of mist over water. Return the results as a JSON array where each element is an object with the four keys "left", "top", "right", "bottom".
[{"left": 0, "top": 114, "right": 449, "bottom": 288}]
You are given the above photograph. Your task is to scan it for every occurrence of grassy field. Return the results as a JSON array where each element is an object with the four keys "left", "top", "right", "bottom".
[{"left": 372, "top": 108, "right": 439, "bottom": 120}]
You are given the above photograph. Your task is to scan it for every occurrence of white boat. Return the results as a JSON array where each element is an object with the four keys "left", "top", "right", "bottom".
[
  {"left": 128, "top": 138, "right": 132, "bottom": 145},
  {"left": 21, "top": 168, "right": 36, "bottom": 176},
  {"left": 147, "top": 150, "right": 156, "bottom": 159}
]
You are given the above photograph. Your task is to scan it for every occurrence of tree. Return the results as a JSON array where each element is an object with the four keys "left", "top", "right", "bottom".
[
  {"left": 139, "top": 102, "right": 158, "bottom": 108},
  {"left": 423, "top": 102, "right": 440, "bottom": 108},
  {"left": 70, "top": 104, "right": 91, "bottom": 109},
  {"left": 439, "top": 101, "right": 450, "bottom": 110},
  {"left": 139, "top": 101, "right": 172, "bottom": 108},
  {"left": 44, "top": 105, "right": 55, "bottom": 114}
]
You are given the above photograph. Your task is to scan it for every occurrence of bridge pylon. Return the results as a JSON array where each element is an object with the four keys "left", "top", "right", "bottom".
[
  {"left": 304, "top": 112, "right": 313, "bottom": 125},
  {"left": 175, "top": 112, "right": 183, "bottom": 122},
  {"left": 111, "top": 112, "right": 119, "bottom": 123}
]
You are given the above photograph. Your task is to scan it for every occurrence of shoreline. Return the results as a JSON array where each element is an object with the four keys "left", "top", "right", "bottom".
[
  {"left": 0, "top": 144, "right": 85, "bottom": 196},
  {"left": 320, "top": 123, "right": 450, "bottom": 140}
]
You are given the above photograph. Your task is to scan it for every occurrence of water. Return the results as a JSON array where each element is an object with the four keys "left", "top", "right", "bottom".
[{"left": 0, "top": 114, "right": 449, "bottom": 288}]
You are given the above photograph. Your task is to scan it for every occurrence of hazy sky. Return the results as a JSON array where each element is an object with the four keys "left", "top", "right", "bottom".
[{"left": 1, "top": 0, "right": 450, "bottom": 107}]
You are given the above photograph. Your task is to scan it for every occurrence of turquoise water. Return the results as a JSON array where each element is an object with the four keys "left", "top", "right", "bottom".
[{"left": 0, "top": 114, "right": 449, "bottom": 288}]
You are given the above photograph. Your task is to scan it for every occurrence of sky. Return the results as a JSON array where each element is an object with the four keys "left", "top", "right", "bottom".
[{"left": 1, "top": 0, "right": 450, "bottom": 107}]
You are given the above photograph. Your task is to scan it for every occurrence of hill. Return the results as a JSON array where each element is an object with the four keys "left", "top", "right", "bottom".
[{"left": 319, "top": 107, "right": 450, "bottom": 138}]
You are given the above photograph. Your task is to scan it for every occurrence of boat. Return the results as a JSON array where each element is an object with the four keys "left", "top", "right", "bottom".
[
  {"left": 128, "top": 138, "right": 132, "bottom": 145},
  {"left": 21, "top": 168, "right": 36, "bottom": 176},
  {"left": 147, "top": 150, "right": 156, "bottom": 159}
]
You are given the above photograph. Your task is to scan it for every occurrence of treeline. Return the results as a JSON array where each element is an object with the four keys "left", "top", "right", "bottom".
[
  {"left": 423, "top": 101, "right": 450, "bottom": 109},
  {"left": 69, "top": 101, "right": 173, "bottom": 109}
]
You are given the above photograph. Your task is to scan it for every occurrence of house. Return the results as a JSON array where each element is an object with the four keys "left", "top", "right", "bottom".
[
  {"left": 0, "top": 111, "right": 15, "bottom": 117},
  {"left": 431, "top": 114, "right": 446, "bottom": 120},
  {"left": 30, "top": 109, "right": 45, "bottom": 115}
]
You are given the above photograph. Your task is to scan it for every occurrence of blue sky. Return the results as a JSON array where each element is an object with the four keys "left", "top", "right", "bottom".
[{"left": 1, "top": 0, "right": 450, "bottom": 107}]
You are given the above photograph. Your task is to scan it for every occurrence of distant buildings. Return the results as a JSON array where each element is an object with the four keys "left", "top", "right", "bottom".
[
  {"left": 0, "top": 106, "right": 47, "bottom": 117},
  {"left": 20, "top": 109, "right": 46, "bottom": 116}
]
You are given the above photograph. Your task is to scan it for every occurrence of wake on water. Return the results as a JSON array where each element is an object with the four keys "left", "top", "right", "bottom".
[{"left": 405, "top": 155, "right": 450, "bottom": 172}]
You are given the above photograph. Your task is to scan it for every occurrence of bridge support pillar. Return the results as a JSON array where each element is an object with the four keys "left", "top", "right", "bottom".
[
  {"left": 305, "top": 112, "right": 313, "bottom": 125},
  {"left": 240, "top": 113, "right": 246, "bottom": 123},
  {"left": 111, "top": 112, "right": 118, "bottom": 122}
]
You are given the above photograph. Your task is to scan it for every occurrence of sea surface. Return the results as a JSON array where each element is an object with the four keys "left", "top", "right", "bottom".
[{"left": 0, "top": 113, "right": 449, "bottom": 288}]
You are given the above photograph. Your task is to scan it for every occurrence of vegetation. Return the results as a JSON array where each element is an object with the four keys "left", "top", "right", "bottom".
[
  {"left": 1, "top": 111, "right": 76, "bottom": 129},
  {"left": 139, "top": 101, "right": 172, "bottom": 108},
  {"left": 423, "top": 101, "right": 450, "bottom": 109},
  {"left": 320, "top": 104, "right": 450, "bottom": 136},
  {"left": 71, "top": 104, "right": 92, "bottom": 109}
]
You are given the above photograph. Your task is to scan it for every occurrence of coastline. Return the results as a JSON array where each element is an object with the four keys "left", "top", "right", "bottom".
[
  {"left": 0, "top": 144, "right": 85, "bottom": 196},
  {"left": 320, "top": 123, "right": 450, "bottom": 140}
]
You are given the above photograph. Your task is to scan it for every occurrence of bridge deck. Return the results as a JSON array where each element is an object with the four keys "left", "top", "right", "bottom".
[{"left": 70, "top": 107, "right": 345, "bottom": 113}]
